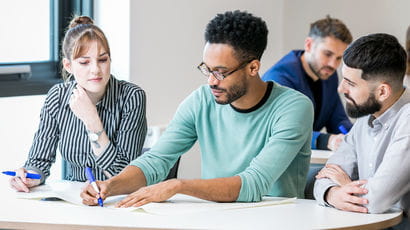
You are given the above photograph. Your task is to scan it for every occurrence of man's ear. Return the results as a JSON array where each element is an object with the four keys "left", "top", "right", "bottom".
[
  {"left": 248, "top": 59, "right": 260, "bottom": 77},
  {"left": 63, "top": 58, "right": 72, "bottom": 73},
  {"left": 375, "top": 82, "right": 392, "bottom": 102},
  {"left": 304, "top": 37, "right": 314, "bottom": 53}
]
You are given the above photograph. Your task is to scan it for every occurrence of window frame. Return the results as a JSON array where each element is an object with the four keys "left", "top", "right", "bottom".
[{"left": 0, "top": 0, "right": 93, "bottom": 97}]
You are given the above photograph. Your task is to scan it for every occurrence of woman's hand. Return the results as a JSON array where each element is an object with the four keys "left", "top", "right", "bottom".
[
  {"left": 9, "top": 168, "right": 41, "bottom": 192},
  {"left": 69, "top": 85, "right": 99, "bottom": 126}
]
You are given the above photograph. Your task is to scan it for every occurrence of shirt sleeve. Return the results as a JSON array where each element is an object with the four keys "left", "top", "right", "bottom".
[
  {"left": 361, "top": 114, "right": 410, "bottom": 213},
  {"left": 313, "top": 124, "right": 358, "bottom": 205},
  {"left": 312, "top": 133, "right": 331, "bottom": 150},
  {"left": 130, "top": 90, "right": 198, "bottom": 185},
  {"left": 236, "top": 94, "right": 313, "bottom": 202},
  {"left": 24, "top": 86, "right": 61, "bottom": 184},
  {"left": 263, "top": 71, "right": 296, "bottom": 89},
  {"left": 92, "top": 89, "right": 147, "bottom": 176}
]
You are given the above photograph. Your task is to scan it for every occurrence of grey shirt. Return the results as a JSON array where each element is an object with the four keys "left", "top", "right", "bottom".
[{"left": 314, "top": 88, "right": 410, "bottom": 215}]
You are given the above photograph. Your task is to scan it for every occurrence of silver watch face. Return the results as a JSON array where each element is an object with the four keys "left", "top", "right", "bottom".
[{"left": 88, "top": 133, "right": 99, "bottom": 142}]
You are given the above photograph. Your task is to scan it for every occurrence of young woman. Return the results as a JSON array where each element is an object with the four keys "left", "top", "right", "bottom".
[{"left": 10, "top": 16, "right": 147, "bottom": 192}]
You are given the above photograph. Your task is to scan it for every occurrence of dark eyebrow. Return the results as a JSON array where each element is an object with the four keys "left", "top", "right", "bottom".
[
  {"left": 78, "top": 52, "right": 109, "bottom": 59},
  {"left": 99, "top": 52, "right": 108, "bottom": 57},
  {"left": 323, "top": 49, "right": 334, "bottom": 55},
  {"left": 324, "top": 49, "right": 344, "bottom": 59},
  {"left": 203, "top": 63, "right": 228, "bottom": 71},
  {"left": 343, "top": 77, "right": 356, "bottom": 86}
]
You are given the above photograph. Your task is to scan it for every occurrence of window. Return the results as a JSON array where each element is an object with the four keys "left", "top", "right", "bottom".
[
  {"left": 0, "top": 1, "right": 50, "bottom": 63},
  {"left": 0, "top": 0, "right": 93, "bottom": 97}
]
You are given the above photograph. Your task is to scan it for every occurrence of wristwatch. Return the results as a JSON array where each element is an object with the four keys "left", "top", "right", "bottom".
[{"left": 87, "top": 129, "right": 103, "bottom": 147}]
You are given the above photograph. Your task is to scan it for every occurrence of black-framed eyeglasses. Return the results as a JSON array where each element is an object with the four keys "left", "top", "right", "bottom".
[{"left": 197, "top": 59, "right": 253, "bottom": 81}]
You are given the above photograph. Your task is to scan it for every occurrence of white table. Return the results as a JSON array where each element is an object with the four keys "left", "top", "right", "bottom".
[
  {"left": 311, "top": 149, "right": 333, "bottom": 164},
  {"left": 0, "top": 178, "right": 402, "bottom": 230}
]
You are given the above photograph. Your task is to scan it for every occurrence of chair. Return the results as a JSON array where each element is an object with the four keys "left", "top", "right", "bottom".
[
  {"left": 61, "top": 159, "right": 70, "bottom": 180},
  {"left": 304, "top": 163, "right": 324, "bottom": 199}
]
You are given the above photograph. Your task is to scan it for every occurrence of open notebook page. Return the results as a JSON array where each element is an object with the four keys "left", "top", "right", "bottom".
[{"left": 14, "top": 180, "right": 296, "bottom": 215}]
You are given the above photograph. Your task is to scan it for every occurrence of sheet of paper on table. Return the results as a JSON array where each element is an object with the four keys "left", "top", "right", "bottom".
[{"left": 14, "top": 180, "right": 296, "bottom": 215}]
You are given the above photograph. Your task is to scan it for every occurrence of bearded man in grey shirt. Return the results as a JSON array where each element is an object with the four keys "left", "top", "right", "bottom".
[{"left": 314, "top": 33, "right": 409, "bottom": 229}]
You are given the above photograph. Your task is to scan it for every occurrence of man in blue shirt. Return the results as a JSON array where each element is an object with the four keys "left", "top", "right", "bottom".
[{"left": 262, "top": 16, "right": 353, "bottom": 151}]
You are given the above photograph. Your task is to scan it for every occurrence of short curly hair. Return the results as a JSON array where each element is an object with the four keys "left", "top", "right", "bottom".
[{"left": 205, "top": 10, "right": 268, "bottom": 62}]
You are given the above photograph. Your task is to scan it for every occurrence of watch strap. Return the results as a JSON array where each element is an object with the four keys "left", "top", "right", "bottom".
[{"left": 87, "top": 129, "right": 104, "bottom": 148}]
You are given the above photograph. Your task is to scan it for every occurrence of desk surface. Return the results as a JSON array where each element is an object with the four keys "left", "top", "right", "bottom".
[
  {"left": 0, "top": 178, "right": 402, "bottom": 230},
  {"left": 311, "top": 149, "right": 333, "bottom": 164}
]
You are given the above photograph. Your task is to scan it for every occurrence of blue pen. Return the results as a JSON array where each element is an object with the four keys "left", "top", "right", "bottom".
[
  {"left": 338, "top": 125, "right": 348, "bottom": 135},
  {"left": 2, "top": 171, "right": 41, "bottom": 179},
  {"left": 85, "top": 167, "right": 104, "bottom": 207}
]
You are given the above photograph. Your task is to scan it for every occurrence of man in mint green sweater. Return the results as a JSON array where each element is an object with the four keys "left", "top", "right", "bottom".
[{"left": 81, "top": 10, "right": 313, "bottom": 207}]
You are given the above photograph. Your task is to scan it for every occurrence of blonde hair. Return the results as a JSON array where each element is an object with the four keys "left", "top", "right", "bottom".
[{"left": 61, "top": 16, "right": 111, "bottom": 80}]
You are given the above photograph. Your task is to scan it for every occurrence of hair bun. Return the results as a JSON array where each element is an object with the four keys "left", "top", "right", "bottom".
[{"left": 69, "top": 15, "right": 94, "bottom": 29}]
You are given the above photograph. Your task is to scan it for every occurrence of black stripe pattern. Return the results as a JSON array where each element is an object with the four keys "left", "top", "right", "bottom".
[{"left": 24, "top": 76, "right": 147, "bottom": 183}]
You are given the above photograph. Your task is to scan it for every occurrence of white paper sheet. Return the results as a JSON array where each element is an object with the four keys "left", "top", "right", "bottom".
[
  {"left": 14, "top": 180, "right": 124, "bottom": 207},
  {"left": 139, "top": 194, "right": 296, "bottom": 215},
  {"left": 15, "top": 180, "right": 296, "bottom": 215}
]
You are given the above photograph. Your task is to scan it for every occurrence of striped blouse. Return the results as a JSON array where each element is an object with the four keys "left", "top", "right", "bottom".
[{"left": 24, "top": 76, "right": 147, "bottom": 183}]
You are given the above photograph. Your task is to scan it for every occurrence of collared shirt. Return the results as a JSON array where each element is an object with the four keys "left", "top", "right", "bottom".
[
  {"left": 25, "top": 76, "right": 147, "bottom": 183},
  {"left": 314, "top": 88, "right": 410, "bottom": 215},
  {"left": 404, "top": 75, "right": 410, "bottom": 88}
]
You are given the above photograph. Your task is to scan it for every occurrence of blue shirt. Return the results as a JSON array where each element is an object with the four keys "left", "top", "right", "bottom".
[{"left": 262, "top": 50, "right": 352, "bottom": 149}]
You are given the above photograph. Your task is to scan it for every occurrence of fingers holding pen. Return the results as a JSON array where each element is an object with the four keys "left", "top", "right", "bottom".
[
  {"left": 8, "top": 168, "right": 40, "bottom": 192},
  {"left": 81, "top": 183, "right": 96, "bottom": 206},
  {"left": 81, "top": 180, "right": 108, "bottom": 206}
]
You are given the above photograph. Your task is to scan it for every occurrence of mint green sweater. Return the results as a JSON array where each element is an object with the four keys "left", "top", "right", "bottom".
[{"left": 131, "top": 82, "right": 313, "bottom": 201}]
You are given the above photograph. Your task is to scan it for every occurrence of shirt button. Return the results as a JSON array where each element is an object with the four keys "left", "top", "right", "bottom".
[{"left": 369, "top": 163, "right": 373, "bottom": 168}]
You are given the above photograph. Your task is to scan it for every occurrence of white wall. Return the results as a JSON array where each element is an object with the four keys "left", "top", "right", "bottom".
[
  {"left": 94, "top": 0, "right": 131, "bottom": 81},
  {"left": 0, "top": 95, "right": 61, "bottom": 180},
  {"left": 129, "top": 0, "right": 283, "bottom": 126},
  {"left": 282, "top": 0, "right": 410, "bottom": 52}
]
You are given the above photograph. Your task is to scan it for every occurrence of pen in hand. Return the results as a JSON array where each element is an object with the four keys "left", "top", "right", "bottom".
[
  {"left": 85, "top": 167, "right": 104, "bottom": 207},
  {"left": 2, "top": 171, "right": 41, "bottom": 180},
  {"left": 338, "top": 125, "right": 348, "bottom": 135}
]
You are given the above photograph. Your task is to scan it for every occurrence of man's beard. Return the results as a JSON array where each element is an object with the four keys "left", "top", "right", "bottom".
[
  {"left": 345, "top": 93, "right": 382, "bottom": 118},
  {"left": 210, "top": 79, "right": 247, "bottom": 105},
  {"left": 308, "top": 59, "right": 335, "bottom": 80}
]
